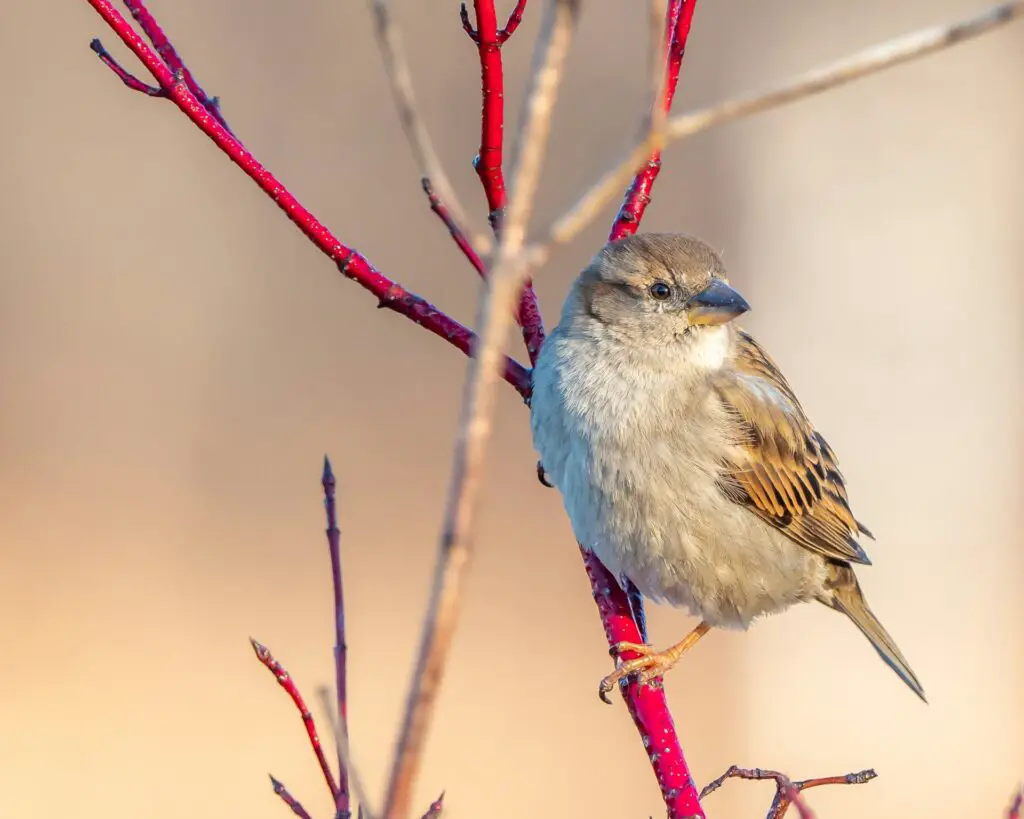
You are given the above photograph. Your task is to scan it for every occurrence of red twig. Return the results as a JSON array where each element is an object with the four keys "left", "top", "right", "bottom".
[
  {"left": 608, "top": 0, "right": 698, "bottom": 242},
  {"left": 581, "top": 550, "right": 703, "bottom": 818},
  {"left": 90, "top": 38, "right": 164, "bottom": 95},
  {"left": 84, "top": 0, "right": 532, "bottom": 401},
  {"left": 499, "top": 0, "right": 529, "bottom": 43},
  {"left": 461, "top": 1, "right": 546, "bottom": 365},
  {"left": 422, "top": 178, "right": 487, "bottom": 280},
  {"left": 120, "top": 0, "right": 235, "bottom": 137},
  {"left": 420, "top": 792, "right": 445, "bottom": 819},
  {"left": 322, "top": 458, "right": 351, "bottom": 819},
  {"left": 250, "top": 639, "right": 340, "bottom": 801},
  {"left": 583, "top": 4, "right": 704, "bottom": 818},
  {"left": 699, "top": 765, "right": 878, "bottom": 819},
  {"left": 270, "top": 775, "right": 315, "bottom": 819}
]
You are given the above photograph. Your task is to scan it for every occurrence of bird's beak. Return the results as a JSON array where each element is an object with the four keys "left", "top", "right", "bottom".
[{"left": 685, "top": 279, "right": 750, "bottom": 326}]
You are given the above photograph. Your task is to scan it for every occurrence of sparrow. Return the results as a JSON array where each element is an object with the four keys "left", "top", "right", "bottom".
[{"left": 529, "top": 233, "right": 925, "bottom": 703}]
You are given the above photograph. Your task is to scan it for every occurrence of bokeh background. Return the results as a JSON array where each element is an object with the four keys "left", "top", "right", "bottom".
[{"left": 2, "top": 1, "right": 1022, "bottom": 817}]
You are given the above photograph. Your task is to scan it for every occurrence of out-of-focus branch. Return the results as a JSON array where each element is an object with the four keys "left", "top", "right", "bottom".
[
  {"left": 381, "top": 3, "right": 578, "bottom": 817},
  {"left": 1007, "top": 786, "right": 1023, "bottom": 819},
  {"left": 461, "top": 0, "right": 546, "bottom": 364},
  {"left": 368, "top": 0, "right": 485, "bottom": 257},
  {"left": 84, "top": 0, "right": 532, "bottom": 400},
  {"left": 250, "top": 639, "right": 340, "bottom": 802},
  {"left": 666, "top": 1, "right": 1021, "bottom": 141},
  {"left": 699, "top": 765, "right": 878, "bottom": 819},
  {"left": 540, "top": 0, "right": 1021, "bottom": 254}
]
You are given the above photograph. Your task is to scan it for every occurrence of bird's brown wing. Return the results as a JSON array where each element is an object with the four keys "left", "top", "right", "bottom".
[{"left": 711, "top": 331, "right": 873, "bottom": 565}]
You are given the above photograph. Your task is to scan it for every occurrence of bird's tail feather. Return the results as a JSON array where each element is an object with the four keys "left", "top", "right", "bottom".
[{"left": 826, "top": 565, "right": 927, "bottom": 703}]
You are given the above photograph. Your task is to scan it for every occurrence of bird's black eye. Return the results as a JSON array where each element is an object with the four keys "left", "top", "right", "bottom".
[{"left": 648, "top": 281, "right": 672, "bottom": 300}]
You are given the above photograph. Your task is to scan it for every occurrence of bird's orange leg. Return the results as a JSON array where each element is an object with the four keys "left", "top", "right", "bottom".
[{"left": 598, "top": 621, "right": 711, "bottom": 704}]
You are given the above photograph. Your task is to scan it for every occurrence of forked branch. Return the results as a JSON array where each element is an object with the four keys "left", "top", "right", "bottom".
[{"left": 699, "top": 765, "right": 878, "bottom": 819}]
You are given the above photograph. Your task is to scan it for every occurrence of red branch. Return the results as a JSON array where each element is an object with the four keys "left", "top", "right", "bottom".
[
  {"left": 322, "top": 458, "right": 351, "bottom": 819},
  {"left": 582, "top": 551, "right": 703, "bottom": 817},
  {"left": 608, "top": 0, "right": 698, "bottom": 242},
  {"left": 422, "top": 178, "right": 487, "bottom": 280},
  {"left": 251, "top": 639, "right": 340, "bottom": 802},
  {"left": 585, "top": 2, "right": 704, "bottom": 817},
  {"left": 461, "top": 1, "right": 546, "bottom": 365},
  {"left": 119, "top": 0, "right": 235, "bottom": 137},
  {"left": 85, "top": 0, "right": 532, "bottom": 401},
  {"left": 89, "top": 38, "right": 164, "bottom": 95},
  {"left": 270, "top": 775, "right": 315, "bottom": 819}
]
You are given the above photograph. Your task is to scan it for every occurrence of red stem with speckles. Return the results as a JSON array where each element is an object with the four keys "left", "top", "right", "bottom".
[
  {"left": 608, "top": 0, "right": 698, "bottom": 243},
  {"left": 463, "top": 1, "right": 546, "bottom": 365},
  {"left": 590, "top": 3, "right": 707, "bottom": 817},
  {"left": 85, "top": 0, "right": 531, "bottom": 401}
]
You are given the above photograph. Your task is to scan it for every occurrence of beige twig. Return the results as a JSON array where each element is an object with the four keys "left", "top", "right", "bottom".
[
  {"left": 368, "top": 0, "right": 489, "bottom": 255},
  {"left": 646, "top": 0, "right": 670, "bottom": 144},
  {"left": 542, "top": 0, "right": 1021, "bottom": 251},
  {"left": 314, "top": 685, "right": 377, "bottom": 819},
  {"left": 380, "top": 2, "right": 579, "bottom": 818}
]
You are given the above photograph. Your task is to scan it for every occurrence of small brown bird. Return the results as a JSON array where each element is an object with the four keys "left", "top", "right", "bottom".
[{"left": 530, "top": 233, "right": 925, "bottom": 703}]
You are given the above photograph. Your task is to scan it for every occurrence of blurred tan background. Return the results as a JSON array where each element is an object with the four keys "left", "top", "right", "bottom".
[{"left": 2, "top": 1, "right": 1022, "bottom": 817}]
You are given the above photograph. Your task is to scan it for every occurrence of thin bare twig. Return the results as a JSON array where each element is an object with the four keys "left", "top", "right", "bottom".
[
  {"left": 322, "top": 457, "right": 352, "bottom": 818},
  {"left": 700, "top": 766, "right": 877, "bottom": 819},
  {"left": 422, "top": 178, "right": 488, "bottom": 279},
  {"left": 541, "top": 0, "right": 1022, "bottom": 251},
  {"left": 90, "top": 38, "right": 165, "bottom": 95},
  {"left": 666, "top": 0, "right": 1022, "bottom": 141},
  {"left": 368, "top": 0, "right": 486, "bottom": 256},
  {"left": 380, "top": 3, "right": 579, "bottom": 817},
  {"left": 249, "top": 639, "right": 340, "bottom": 801},
  {"left": 270, "top": 775, "right": 315, "bottom": 819}
]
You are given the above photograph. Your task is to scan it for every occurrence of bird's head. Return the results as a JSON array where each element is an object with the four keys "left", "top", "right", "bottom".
[{"left": 568, "top": 233, "right": 750, "bottom": 347}]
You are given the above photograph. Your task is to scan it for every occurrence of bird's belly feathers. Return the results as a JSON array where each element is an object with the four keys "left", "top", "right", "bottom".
[{"left": 531, "top": 349, "right": 826, "bottom": 628}]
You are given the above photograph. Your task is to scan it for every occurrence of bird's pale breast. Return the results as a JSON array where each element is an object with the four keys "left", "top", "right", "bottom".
[{"left": 531, "top": 328, "right": 827, "bottom": 629}]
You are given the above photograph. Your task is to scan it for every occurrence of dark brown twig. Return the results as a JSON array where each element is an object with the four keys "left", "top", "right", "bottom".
[{"left": 699, "top": 765, "right": 877, "bottom": 819}]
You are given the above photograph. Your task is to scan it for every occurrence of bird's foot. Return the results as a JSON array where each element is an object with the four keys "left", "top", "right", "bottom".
[
  {"left": 597, "top": 621, "right": 711, "bottom": 705},
  {"left": 599, "top": 642, "right": 677, "bottom": 704}
]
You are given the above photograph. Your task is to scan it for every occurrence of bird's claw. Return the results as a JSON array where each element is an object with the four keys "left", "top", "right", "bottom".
[{"left": 599, "top": 641, "right": 661, "bottom": 704}]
